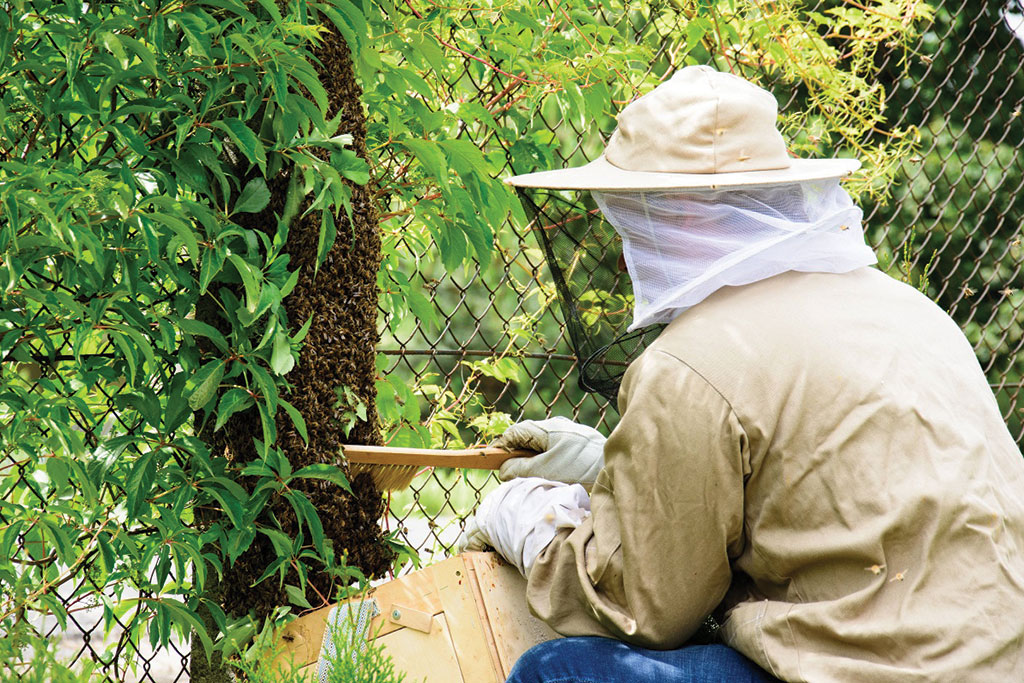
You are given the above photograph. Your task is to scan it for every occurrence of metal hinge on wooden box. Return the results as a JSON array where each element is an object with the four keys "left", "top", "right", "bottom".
[{"left": 275, "top": 551, "right": 560, "bottom": 682}]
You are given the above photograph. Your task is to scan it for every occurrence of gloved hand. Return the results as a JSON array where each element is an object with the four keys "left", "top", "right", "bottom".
[
  {"left": 457, "top": 477, "right": 591, "bottom": 576},
  {"left": 494, "top": 416, "right": 606, "bottom": 488}
]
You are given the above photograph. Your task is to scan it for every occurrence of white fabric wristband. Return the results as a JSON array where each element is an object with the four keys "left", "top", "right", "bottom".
[{"left": 458, "top": 477, "right": 591, "bottom": 576}]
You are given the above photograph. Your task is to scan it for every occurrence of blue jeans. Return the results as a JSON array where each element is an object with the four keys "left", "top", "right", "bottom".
[{"left": 506, "top": 637, "right": 780, "bottom": 683}]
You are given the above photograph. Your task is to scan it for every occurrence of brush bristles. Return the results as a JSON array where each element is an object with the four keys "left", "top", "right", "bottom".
[{"left": 350, "top": 462, "right": 420, "bottom": 491}]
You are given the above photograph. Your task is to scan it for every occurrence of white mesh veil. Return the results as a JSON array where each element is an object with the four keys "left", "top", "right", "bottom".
[{"left": 592, "top": 179, "right": 877, "bottom": 331}]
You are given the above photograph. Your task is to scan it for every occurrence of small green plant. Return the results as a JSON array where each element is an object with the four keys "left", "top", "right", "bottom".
[
  {"left": 229, "top": 603, "right": 414, "bottom": 683},
  {"left": 881, "top": 229, "right": 939, "bottom": 295},
  {"left": 318, "top": 622, "right": 412, "bottom": 683}
]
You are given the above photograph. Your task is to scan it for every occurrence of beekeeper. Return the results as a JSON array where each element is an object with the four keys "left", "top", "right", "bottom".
[{"left": 458, "top": 66, "right": 1024, "bottom": 682}]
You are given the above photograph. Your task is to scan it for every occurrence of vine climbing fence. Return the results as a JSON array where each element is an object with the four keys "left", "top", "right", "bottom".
[{"left": 2, "top": 1, "right": 1023, "bottom": 681}]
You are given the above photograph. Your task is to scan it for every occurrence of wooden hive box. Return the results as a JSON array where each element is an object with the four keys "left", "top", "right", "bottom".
[{"left": 275, "top": 551, "right": 560, "bottom": 681}]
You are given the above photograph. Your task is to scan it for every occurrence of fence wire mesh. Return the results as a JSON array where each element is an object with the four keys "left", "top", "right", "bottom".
[{"left": 3, "top": 2, "right": 1023, "bottom": 680}]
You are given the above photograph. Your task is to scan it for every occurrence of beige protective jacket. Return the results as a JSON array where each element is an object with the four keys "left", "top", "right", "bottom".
[{"left": 526, "top": 267, "right": 1024, "bottom": 682}]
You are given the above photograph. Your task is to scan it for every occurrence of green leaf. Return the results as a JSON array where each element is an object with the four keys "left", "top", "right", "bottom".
[
  {"left": 401, "top": 139, "right": 447, "bottom": 182},
  {"left": 98, "top": 31, "right": 128, "bottom": 68},
  {"left": 199, "top": 245, "right": 226, "bottom": 295},
  {"left": 460, "top": 214, "right": 494, "bottom": 261},
  {"left": 233, "top": 177, "right": 271, "bottom": 214},
  {"left": 45, "top": 456, "right": 71, "bottom": 494},
  {"left": 314, "top": 1, "right": 367, "bottom": 52},
  {"left": 279, "top": 398, "right": 309, "bottom": 444},
  {"left": 270, "top": 330, "right": 295, "bottom": 375},
  {"left": 254, "top": 318, "right": 279, "bottom": 354},
  {"left": 253, "top": 0, "right": 283, "bottom": 23},
  {"left": 159, "top": 598, "right": 212, "bottom": 660},
  {"left": 253, "top": 555, "right": 290, "bottom": 587},
  {"left": 248, "top": 362, "right": 280, "bottom": 412},
  {"left": 256, "top": 400, "right": 278, "bottom": 446},
  {"left": 148, "top": 211, "right": 200, "bottom": 264},
  {"left": 119, "top": 36, "right": 159, "bottom": 76},
  {"left": 335, "top": 148, "right": 370, "bottom": 185},
  {"left": 227, "top": 254, "right": 263, "bottom": 315},
  {"left": 39, "top": 517, "right": 74, "bottom": 564},
  {"left": 109, "top": 330, "right": 141, "bottom": 386},
  {"left": 119, "top": 389, "right": 163, "bottom": 428},
  {"left": 212, "top": 119, "right": 267, "bottom": 174},
  {"left": 405, "top": 285, "right": 438, "bottom": 331},
  {"left": 285, "top": 584, "right": 313, "bottom": 609},
  {"left": 237, "top": 281, "right": 280, "bottom": 327},
  {"left": 406, "top": 31, "right": 448, "bottom": 76},
  {"left": 503, "top": 9, "right": 543, "bottom": 33},
  {"left": 1, "top": 522, "right": 24, "bottom": 565},
  {"left": 259, "top": 528, "right": 295, "bottom": 557},
  {"left": 227, "top": 32, "right": 258, "bottom": 61},
  {"left": 203, "top": 483, "right": 246, "bottom": 528},
  {"left": 214, "top": 388, "right": 255, "bottom": 431},
  {"left": 285, "top": 490, "right": 326, "bottom": 558},
  {"left": 292, "top": 463, "right": 351, "bottom": 494},
  {"left": 178, "top": 318, "right": 229, "bottom": 353},
  {"left": 316, "top": 207, "right": 337, "bottom": 268},
  {"left": 292, "top": 316, "right": 314, "bottom": 344},
  {"left": 125, "top": 451, "right": 157, "bottom": 517},
  {"left": 188, "top": 361, "right": 226, "bottom": 411},
  {"left": 288, "top": 60, "right": 329, "bottom": 115},
  {"left": 174, "top": 13, "right": 212, "bottom": 58},
  {"left": 279, "top": 267, "right": 301, "bottom": 299}
]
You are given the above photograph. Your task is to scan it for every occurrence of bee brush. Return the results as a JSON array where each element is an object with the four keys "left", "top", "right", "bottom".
[{"left": 341, "top": 445, "right": 537, "bottom": 491}]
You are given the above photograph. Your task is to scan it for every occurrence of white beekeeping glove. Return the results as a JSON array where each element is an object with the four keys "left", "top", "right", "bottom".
[
  {"left": 494, "top": 416, "right": 606, "bottom": 488},
  {"left": 457, "top": 477, "right": 591, "bottom": 576}
]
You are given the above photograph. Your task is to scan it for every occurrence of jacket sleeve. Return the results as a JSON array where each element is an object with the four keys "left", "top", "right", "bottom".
[{"left": 525, "top": 348, "right": 750, "bottom": 648}]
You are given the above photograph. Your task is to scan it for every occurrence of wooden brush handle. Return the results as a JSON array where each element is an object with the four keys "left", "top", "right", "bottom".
[{"left": 341, "top": 445, "right": 537, "bottom": 469}]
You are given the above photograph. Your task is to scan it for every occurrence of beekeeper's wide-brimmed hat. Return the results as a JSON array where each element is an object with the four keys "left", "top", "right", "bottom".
[{"left": 505, "top": 66, "right": 860, "bottom": 191}]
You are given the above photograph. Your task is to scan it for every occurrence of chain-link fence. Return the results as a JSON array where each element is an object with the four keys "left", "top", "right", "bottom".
[
  {"left": 386, "top": 0, "right": 1024, "bottom": 561},
  {"left": 4, "top": 2, "right": 1023, "bottom": 681}
]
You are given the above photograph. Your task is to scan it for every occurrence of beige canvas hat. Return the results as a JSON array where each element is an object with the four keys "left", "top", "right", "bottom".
[{"left": 505, "top": 65, "right": 860, "bottom": 190}]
